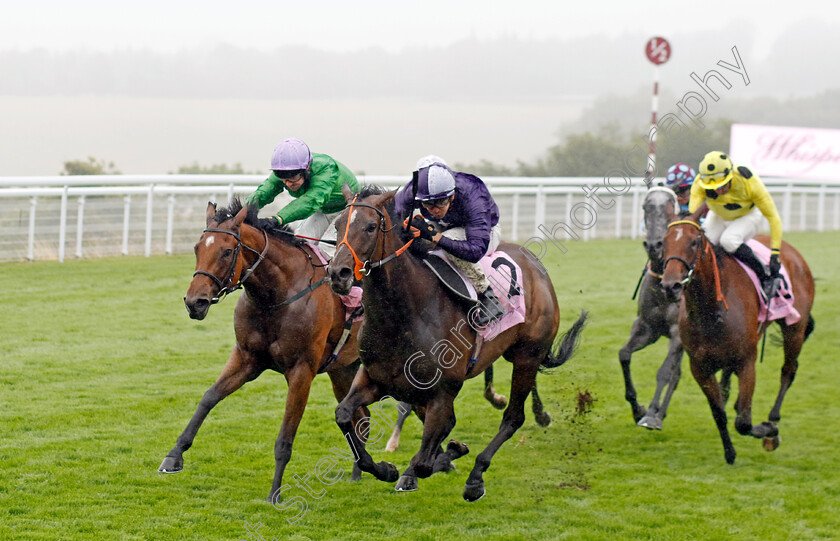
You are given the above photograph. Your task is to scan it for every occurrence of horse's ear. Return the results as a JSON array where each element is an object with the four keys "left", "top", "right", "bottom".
[
  {"left": 689, "top": 202, "right": 708, "bottom": 224},
  {"left": 342, "top": 182, "right": 355, "bottom": 203},
  {"left": 205, "top": 202, "right": 217, "bottom": 226},
  {"left": 232, "top": 206, "right": 248, "bottom": 227}
]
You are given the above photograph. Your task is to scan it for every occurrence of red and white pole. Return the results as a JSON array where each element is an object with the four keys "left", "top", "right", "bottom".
[
  {"left": 648, "top": 65, "right": 659, "bottom": 177},
  {"left": 644, "top": 36, "right": 671, "bottom": 180}
]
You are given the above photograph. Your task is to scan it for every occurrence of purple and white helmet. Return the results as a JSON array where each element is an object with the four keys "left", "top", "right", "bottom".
[
  {"left": 415, "top": 164, "right": 456, "bottom": 201},
  {"left": 270, "top": 138, "right": 312, "bottom": 170}
]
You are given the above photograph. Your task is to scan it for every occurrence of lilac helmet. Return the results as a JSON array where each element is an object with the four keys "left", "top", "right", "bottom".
[
  {"left": 415, "top": 164, "right": 456, "bottom": 201},
  {"left": 665, "top": 163, "right": 696, "bottom": 190},
  {"left": 270, "top": 138, "right": 312, "bottom": 170}
]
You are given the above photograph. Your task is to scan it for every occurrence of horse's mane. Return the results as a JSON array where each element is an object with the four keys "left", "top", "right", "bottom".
[
  {"left": 354, "top": 184, "right": 433, "bottom": 256},
  {"left": 214, "top": 198, "right": 305, "bottom": 247}
]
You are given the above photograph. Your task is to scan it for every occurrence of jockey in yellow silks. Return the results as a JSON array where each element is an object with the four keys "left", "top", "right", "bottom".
[{"left": 689, "top": 151, "right": 782, "bottom": 296}]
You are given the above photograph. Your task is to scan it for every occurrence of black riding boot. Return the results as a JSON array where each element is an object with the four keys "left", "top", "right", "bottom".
[
  {"left": 733, "top": 243, "right": 773, "bottom": 296},
  {"left": 475, "top": 288, "right": 505, "bottom": 326}
]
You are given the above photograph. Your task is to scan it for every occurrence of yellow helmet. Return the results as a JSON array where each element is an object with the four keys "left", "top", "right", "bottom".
[{"left": 696, "top": 151, "right": 734, "bottom": 190}]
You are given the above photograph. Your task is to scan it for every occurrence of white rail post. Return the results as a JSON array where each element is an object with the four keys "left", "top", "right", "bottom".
[
  {"left": 817, "top": 185, "right": 826, "bottom": 232},
  {"left": 534, "top": 186, "right": 545, "bottom": 238},
  {"left": 631, "top": 189, "right": 640, "bottom": 240},
  {"left": 799, "top": 192, "right": 807, "bottom": 231},
  {"left": 614, "top": 195, "right": 623, "bottom": 239},
  {"left": 58, "top": 185, "right": 68, "bottom": 263},
  {"left": 227, "top": 183, "right": 235, "bottom": 203},
  {"left": 145, "top": 184, "right": 155, "bottom": 257},
  {"left": 75, "top": 195, "right": 86, "bottom": 259},
  {"left": 834, "top": 193, "right": 840, "bottom": 230},
  {"left": 511, "top": 193, "right": 519, "bottom": 242},
  {"left": 27, "top": 196, "right": 37, "bottom": 261},
  {"left": 783, "top": 185, "right": 792, "bottom": 228},
  {"left": 122, "top": 195, "right": 131, "bottom": 255},
  {"left": 166, "top": 194, "right": 175, "bottom": 255}
]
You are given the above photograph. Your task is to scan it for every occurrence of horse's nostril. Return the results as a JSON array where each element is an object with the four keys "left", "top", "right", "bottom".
[
  {"left": 642, "top": 241, "right": 648, "bottom": 249},
  {"left": 656, "top": 241, "right": 663, "bottom": 249},
  {"left": 338, "top": 267, "right": 353, "bottom": 280}
]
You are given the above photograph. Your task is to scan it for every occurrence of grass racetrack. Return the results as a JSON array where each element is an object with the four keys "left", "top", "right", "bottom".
[{"left": 2, "top": 231, "right": 839, "bottom": 540}]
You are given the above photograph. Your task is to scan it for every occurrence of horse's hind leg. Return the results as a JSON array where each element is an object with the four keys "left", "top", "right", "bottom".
[
  {"left": 691, "top": 362, "right": 737, "bottom": 464},
  {"left": 483, "top": 366, "right": 507, "bottom": 410},
  {"left": 406, "top": 394, "right": 458, "bottom": 480},
  {"left": 159, "top": 347, "right": 261, "bottom": 474},
  {"left": 639, "top": 334, "right": 683, "bottom": 430},
  {"left": 531, "top": 381, "right": 551, "bottom": 427},
  {"left": 619, "top": 318, "right": 658, "bottom": 423},
  {"left": 385, "top": 402, "right": 413, "bottom": 452},
  {"left": 768, "top": 320, "right": 805, "bottom": 423},
  {"left": 464, "top": 361, "right": 536, "bottom": 502},
  {"left": 732, "top": 357, "right": 778, "bottom": 445}
]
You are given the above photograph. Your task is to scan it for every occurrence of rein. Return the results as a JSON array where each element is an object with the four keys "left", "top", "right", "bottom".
[
  {"left": 336, "top": 195, "right": 420, "bottom": 280},
  {"left": 194, "top": 228, "right": 269, "bottom": 304},
  {"left": 665, "top": 220, "right": 728, "bottom": 310}
]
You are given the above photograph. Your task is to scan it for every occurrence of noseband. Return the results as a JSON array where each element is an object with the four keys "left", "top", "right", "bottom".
[
  {"left": 336, "top": 195, "right": 419, "bottom": 280},
  {"left": 193, "top": 227, "right": 269, "bottom": 304}
]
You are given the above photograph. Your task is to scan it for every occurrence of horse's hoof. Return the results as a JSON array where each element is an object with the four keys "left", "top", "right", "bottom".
[
  {"left": 395, "top": 475, "right": 418, "bottom": 492},
  {"left": 637, "top": 415, "right": 662, "bottom": 430},
  {"left": 380, "top": 461, "right": 400, "bottom": 483},
  {"left": 491, "top": 395, "right": 507, "bottom": 410},
  {"left": 384, "top": 440, "right": 399, "bottom": 452},
  {"left": 158, "top": 456, "right": 183, "bottom": 473},
  {"left": 463, "top": 481, "right": 486, "bottom": 502},
  {"left": 632, "top": 405, "right": 647, "bottom": 423},
  {"left": 351, "top": 464, "right": 362, "bottom": 481},
  {"left": 725, "top": 449, "right": 736, "bottom": 465},
  {"left": 763, "top": 435, "right": 781, "bottom": 452},
  {"left": 447, "top": 440, "right": 470, "bottom": 459},
  {"left": 535, "top": 411, "right": 552, "bottom": 427}
]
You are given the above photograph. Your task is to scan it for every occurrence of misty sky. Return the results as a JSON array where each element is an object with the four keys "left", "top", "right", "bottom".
[
  {"left": 3, "top": 0, "right": 840, "bottom": 176},
  {"left": 4, "top": 0, "right": 835, "bottom": 57}
]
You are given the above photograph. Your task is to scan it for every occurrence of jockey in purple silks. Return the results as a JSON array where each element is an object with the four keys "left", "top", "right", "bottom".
[{"left": 394, "top": 157, "right": 504, "bottom": 326}]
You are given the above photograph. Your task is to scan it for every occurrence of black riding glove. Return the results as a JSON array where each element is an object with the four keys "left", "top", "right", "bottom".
[
  {"left": 769, "top": 253, "right": 781, "bottom": 277},
  {"left": 411, "top": 215, "right": 436, "bottom": 241}
]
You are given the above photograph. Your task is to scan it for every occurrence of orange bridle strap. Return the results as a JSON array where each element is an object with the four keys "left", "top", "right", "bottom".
[{"left": 336, "top": 195, "right": 420, "bottom": 280}]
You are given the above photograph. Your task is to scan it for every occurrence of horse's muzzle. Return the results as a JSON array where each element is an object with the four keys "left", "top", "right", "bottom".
[
  {"left": 184, "top": 296, "right": 211, "bottom": 320},
  {"left": 328, "top": 266, "right": 354, "bottom": 296},
  {"left": 660, "top": 280, "right": 683, "bottom": 302}
]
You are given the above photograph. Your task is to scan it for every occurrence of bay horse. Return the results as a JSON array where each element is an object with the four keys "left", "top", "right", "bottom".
[
  {"left": 161, "top": 200, "right": 369, "bottom": 501},
  {"left": 328, "top": 185, "right": 588, "bottom": 501},
  {"left": 619, "top": 187, "right": 684, "bottom": 430},
  {"left": 660, "top": 213, "right": 815, "bottom": 464}
]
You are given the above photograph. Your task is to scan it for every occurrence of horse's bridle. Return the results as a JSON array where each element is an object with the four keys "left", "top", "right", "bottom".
[
  {"left": 193, "top": 227, "right": 269, "bottom": 304},
  {"left": 336, "top": 195, "right": 419, "bottom": 280},
  {"left": 663, "top": 220, "right": 704, "bottom": 285}
]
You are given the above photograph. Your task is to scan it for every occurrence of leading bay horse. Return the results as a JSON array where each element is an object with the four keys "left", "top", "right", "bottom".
[
  {"left": 328, "top": 185, "right": 588, "bottom": 501},
  {"left": 660, "top": 214, "right": 815, "bottom": 464},
  {"left": 619, "top": 187, "right": 684, "bottom": 430},
  {"left": 161, "top": 200, "right": 369, "bottom": 501}
]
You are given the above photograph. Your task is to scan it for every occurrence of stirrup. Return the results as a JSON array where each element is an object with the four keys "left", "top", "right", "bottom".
[{"left": 475, "top": 290, "right": 505, "bottom": 326}]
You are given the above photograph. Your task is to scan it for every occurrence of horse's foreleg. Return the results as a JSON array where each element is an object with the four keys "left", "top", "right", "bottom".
[
  {"left": 619, "top": 318, "right": 657, "bottom": 423},
  {"left": 464, "top": 362, "right": 536, "bottom": 502},
  {"left": 530, "top": 381, "right": 551, "bottom": 427},
  {"left": 268, "top": 364, "right": 316, "bottom": 502},
  {"left": 407, "top": 394, "right": 457, "bottom": 480},
  {"left": 640, "top": 333, "right": 683, "bottom": 430},
  {"left": 159, "top": 347, "right": 260, "bottom": 474},
  {"left": 483, "top": 365, "right": 507, "bottom": 410},
  {"left": 327, "top": 362, "right": 370, "bottom": 481},
  {"left": 691, "top": 362, "right": 736, "bottom": 464},
  {"left": 768, "top": 322, "right": 804, "bottom": 423},
  {"left": 334, "top": 368, "right": 399, "bottom": 483}
]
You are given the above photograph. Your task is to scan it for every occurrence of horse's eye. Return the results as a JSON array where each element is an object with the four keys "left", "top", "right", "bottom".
[
  {"left": 365, "top": 223, "right": 377, "bottom": 233},
  {"left": 222, "top": 248, "right": 233, "bottom": 258}
]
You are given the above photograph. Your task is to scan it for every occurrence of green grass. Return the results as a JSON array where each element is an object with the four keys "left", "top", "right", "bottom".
[{"left": 1, "top": 231, "right": 838, "bottom": 540}]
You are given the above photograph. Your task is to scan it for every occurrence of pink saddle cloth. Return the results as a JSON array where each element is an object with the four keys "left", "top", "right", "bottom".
[
  {"left": 307, "top": 242, "right": 363, "bottom": 322},
  {"left": 735, "top": 239, "right": 801, "bottom": 325},
  {"left": 427, "top": 248, "right": 527, "bottom": 340}
]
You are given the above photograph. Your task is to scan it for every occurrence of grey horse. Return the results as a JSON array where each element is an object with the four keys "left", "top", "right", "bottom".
[{"left": 618, "top": 187, "right": 684, "bottom": 430}]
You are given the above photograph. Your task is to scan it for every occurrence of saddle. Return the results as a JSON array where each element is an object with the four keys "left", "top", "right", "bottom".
[
  {"left": 422, "top": 249, "right": 527, "bottom": 339},
  {"left": 734, "top": 239, "right": 800, "bottom": 325}
]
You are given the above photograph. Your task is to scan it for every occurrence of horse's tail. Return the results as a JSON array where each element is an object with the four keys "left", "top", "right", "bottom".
[{"left": 541, "top": 310, "right": 589, "bottom": 372}]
